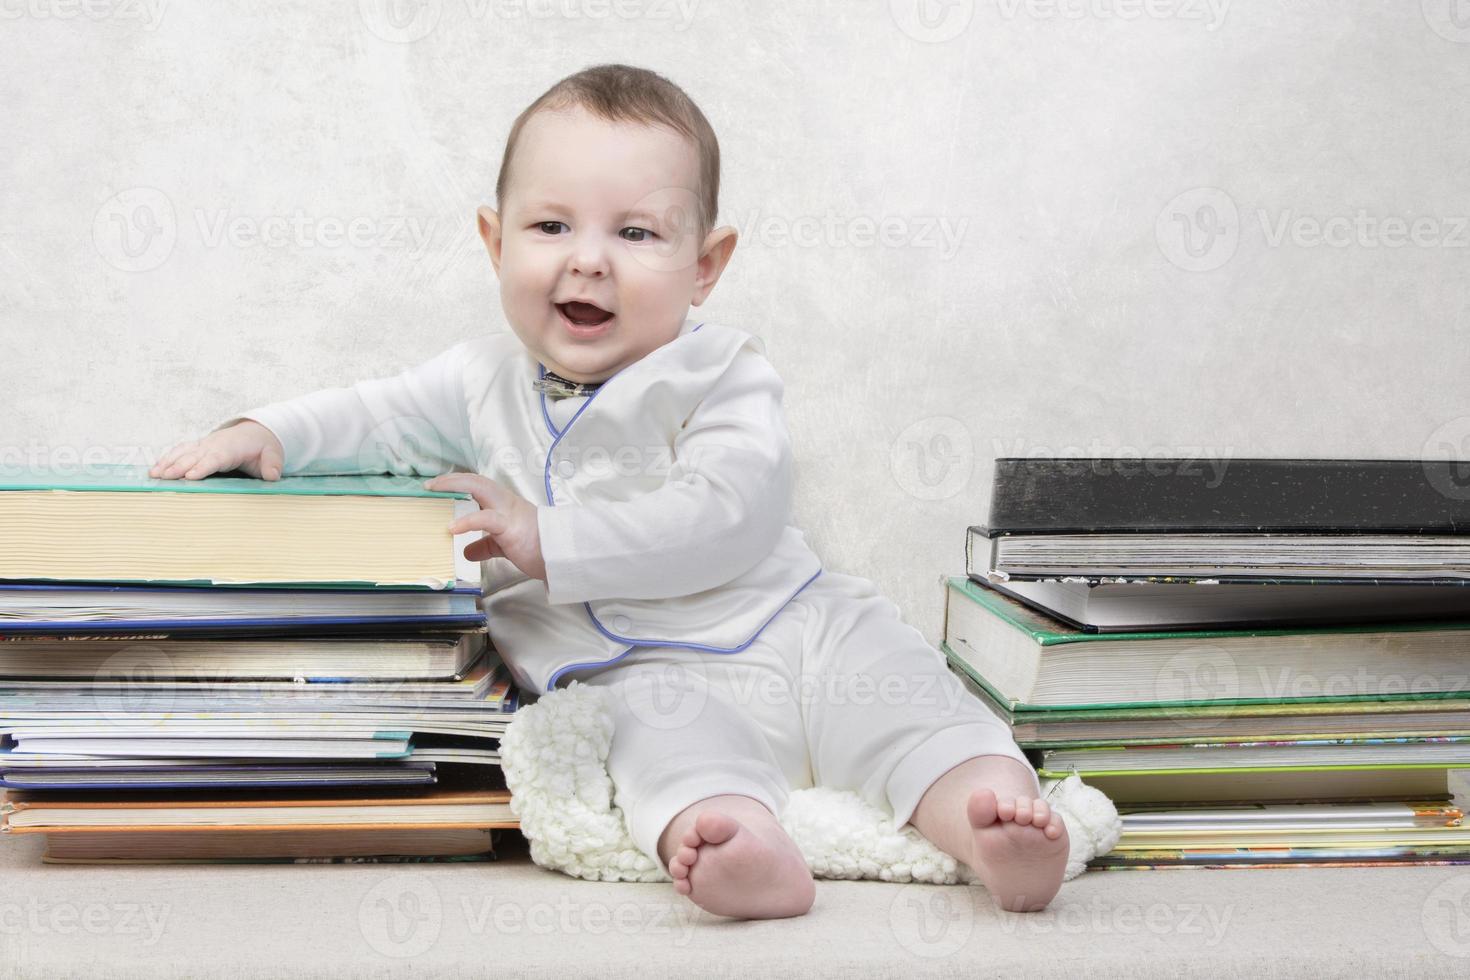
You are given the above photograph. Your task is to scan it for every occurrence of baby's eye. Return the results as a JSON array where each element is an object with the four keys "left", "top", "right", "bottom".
[
  {"left": 537, "top": 221, "right": 568, "bottom": 235},
  {"left": 620, "top": 227, "right": 656, "bottom": 243}
]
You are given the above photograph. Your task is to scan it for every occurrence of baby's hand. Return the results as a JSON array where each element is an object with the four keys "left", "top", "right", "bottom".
[
  {"left": 149, "top": 420, "right": 286, "bottom": 482},
  {"left": 427, "top": 473, "right": 546, "bottom": 583}
]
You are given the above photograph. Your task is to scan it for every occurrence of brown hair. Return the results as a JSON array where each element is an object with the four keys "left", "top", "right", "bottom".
[{"left": 495, "top": 64, "right": 720, "bottom": 240}]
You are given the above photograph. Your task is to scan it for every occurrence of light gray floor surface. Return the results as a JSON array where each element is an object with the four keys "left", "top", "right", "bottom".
[{"left": 5, "top": 800, "right": 1470, "bottom": 980}]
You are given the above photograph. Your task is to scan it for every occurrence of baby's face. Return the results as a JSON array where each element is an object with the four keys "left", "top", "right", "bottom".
[{"left": 479, "top": 105, "right": 734, "bottom": 385}]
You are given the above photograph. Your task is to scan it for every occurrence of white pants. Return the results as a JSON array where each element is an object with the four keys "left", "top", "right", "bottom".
[{"left": 564, "top": 570, "right": 1037, "bottom": 870}]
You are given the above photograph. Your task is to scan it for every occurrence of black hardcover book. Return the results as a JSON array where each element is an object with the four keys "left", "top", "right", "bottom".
[
  {"left": 981, "top": 458, "right": 1470, "bottom": 536},
  {"left": 966, "top": 459, "right": 1470, "bottom": 613}
]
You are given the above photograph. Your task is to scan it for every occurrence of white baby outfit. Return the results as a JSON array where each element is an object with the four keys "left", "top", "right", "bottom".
[{"left": 220, "top": 317, "right": 1034, "bottom": 868}]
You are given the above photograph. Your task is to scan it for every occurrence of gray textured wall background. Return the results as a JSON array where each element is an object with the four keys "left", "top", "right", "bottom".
[{"left": 3, "top": 1, "right": 1468, "bottom": 639}]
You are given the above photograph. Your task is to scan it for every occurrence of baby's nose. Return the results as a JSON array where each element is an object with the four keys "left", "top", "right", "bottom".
[{"left": 569, "top": 241, "right": 610, "bottom": 277}]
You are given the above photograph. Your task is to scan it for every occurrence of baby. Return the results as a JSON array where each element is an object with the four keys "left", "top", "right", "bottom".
[{"left": 149, "top": 63, "right": 1069, "bottom": 919}]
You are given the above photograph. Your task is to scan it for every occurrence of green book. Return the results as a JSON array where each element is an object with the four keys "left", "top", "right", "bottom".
[
  {"left": 0, "top": 464, "right": 477, "bottom": 589},
  {"left": 1038, "top": 767, "right": 1453, "bottom": 805},
  {"left": 943, "top": 575, "right": 1470, "bottom": 711},
  {"left": 1038, "top": 738, "right": 1470, "bottom": 777},
  {"left": 949, "top": 665, "right": 1470, "bottom": 749}
]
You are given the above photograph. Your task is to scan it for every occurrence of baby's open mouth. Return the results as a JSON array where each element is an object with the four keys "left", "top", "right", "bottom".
[{"left": 556, "top": 301, "right": 614, "bottom": 327}]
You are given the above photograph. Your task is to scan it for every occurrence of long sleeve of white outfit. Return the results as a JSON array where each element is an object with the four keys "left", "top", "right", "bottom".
[
  {"left": 213, "top": 343, "right": 478, "bottom": 477},
  {"left": 537, "top": 349, "right": 794, "bottom": 605}
]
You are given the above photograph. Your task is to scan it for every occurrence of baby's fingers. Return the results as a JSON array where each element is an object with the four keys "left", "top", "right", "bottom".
[
  {"left": 155, "top": 449, "right": 206, "bottom": 480},
  {"left": 257, "top": 442, "right": 284, "bottom": 482},
  {"left": 182, "top": 449, "right": 239, "bottom": 481},
  {"left": 462, "top": 536, "right": 505, "bottom": 562},
  {"left": 149, "top": 441, "right": 199, "bottom": 479},
  {"left": 449, "top": 510, "right": 507, "bottom": 536}
]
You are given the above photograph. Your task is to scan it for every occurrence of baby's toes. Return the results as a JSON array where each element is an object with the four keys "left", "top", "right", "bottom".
[
  {"left": 1028, "top": 798, "right": 1051, "bottom": 828},
  {"left": 995, "top": 796, "right": 1017, "bottom": 822},
  {"left": 966, "top": 788, "right": 999, "bottom": 829},
  {"left": 669, "top": 852, "right": 694, "bottom": 891},
  {"left": 675, "top": 844, "right": 700, "bottom": 874},
  {"left": 1043, "top": 810, "right": 1066, "bottom": 840}
]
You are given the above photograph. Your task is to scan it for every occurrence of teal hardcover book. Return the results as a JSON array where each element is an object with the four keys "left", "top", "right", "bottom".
[
  {"left": 0, "top": 464, "right": 479, "bottom": 589},
  {"left": 0, "top": 464, "right": 464, "bottom": 499}
]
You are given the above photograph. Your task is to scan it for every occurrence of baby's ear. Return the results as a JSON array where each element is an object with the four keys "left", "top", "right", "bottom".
[
  {"left": 476, "top": 206, "right": 504, "bottom": 273},
  {"left": 691, "top": 225, "right": 738, "bottom": 307}
]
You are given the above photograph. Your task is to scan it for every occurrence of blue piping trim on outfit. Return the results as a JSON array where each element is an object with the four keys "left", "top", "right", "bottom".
[
  {"left": 537, "top": 322, "right": 705, "bottom": 501},
  {"left": 539, "top": 365, "right": 598, "bottom": 504},
  {"left": 534, "top": 321, "right": 823, "bottom": 691},
  {"left": 545, "top": 565, "right": 825, "bottom": 691},
  {"left": 536, "top": 372, "right": 563, "bottom": 441},
  {"left": 546, "top": 643, "right": 641, "bottom": 690},
  {"left": 584, "top": 565, "right": 823, "bottom": 652}
]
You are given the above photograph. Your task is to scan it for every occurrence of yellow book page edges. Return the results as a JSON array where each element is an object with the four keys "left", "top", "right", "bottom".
[{"left": 0, "top": 490, "right": 457, "bottom": 588}]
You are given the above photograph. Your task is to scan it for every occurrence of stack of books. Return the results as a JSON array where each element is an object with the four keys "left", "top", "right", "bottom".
[
  {"left": 944, "top": 458, "right": 1470, "bottom": 869},
  {"left": 0, "top": 464, "right": 519, "bottom": 864}
]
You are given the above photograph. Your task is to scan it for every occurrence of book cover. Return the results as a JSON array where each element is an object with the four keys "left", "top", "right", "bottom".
[
  {"left": 0, "top": 464, "right": 481, "bottom": 588},
  {"left": 0, "top": 464, "right": 465, "bottom": 499},
  {"left": 979, "top": 457, "right": 1470, "bottom": 536},
  {"left": 943, "top": 576, "right": 1470, "bottom": 711}
]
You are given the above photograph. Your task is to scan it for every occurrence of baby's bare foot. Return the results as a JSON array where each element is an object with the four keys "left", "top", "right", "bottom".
[
  {"left": 667, "top": 809, "right": 815, "bottom": 919},
  {"left": 965, "top": 788, "right": 1069, "bottom": 912}
]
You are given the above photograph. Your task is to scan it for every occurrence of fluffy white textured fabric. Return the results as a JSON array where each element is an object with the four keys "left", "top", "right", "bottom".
[{"left": 498, "top": 681, "right": 1121, "bottom": 884}]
